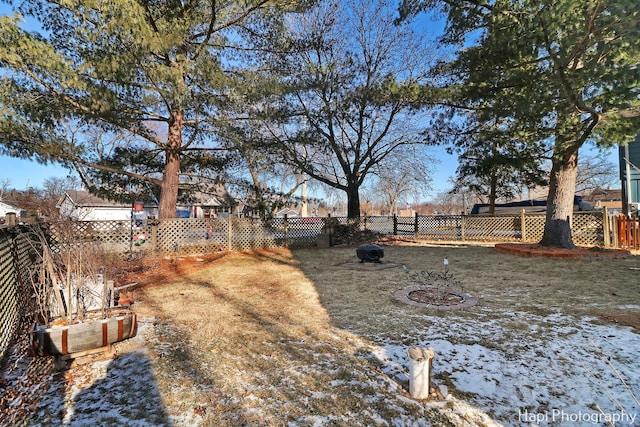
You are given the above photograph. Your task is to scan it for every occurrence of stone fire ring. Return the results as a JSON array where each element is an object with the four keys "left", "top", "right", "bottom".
[{"left": 394, "top": 285, "right": 478, "bottom": 311}]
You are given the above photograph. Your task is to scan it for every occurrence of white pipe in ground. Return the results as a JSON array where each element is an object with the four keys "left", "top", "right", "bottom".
[{"left": 407, "top": 347, "right": 435, "bottom": 399}]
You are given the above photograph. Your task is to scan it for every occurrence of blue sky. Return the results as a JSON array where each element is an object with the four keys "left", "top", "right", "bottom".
[
  {"left": 0, "top": 3, "right": 625, "bottom": 198},
  {"left": 0, "top": 156, "right": 73, "bottom": 189}
]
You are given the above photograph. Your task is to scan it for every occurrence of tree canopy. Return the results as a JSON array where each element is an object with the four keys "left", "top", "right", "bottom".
[
  {"left": 236, "top": 0, "right": 443, "bottom": 219},
  {"left": 401, "top": 0, "right": 640, "bottom": 247},
  {"left": 0, "top": 0, "right": 299, "bottom": 218}
]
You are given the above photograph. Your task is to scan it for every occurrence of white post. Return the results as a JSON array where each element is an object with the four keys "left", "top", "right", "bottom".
[
  {"left": 301, "top": 174, "right": 308, "bottom": 217},
  {"left": 625, "top": 144, "right": 632, "bottom": 217},
  {"left": 407, "top": 347, "right": 435, "bottom": 399}
]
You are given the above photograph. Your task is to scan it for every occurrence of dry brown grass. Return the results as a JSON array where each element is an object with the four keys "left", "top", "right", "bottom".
[
  {"left": 134, "top": 249, "right": 451, "bottom": 425},
  {"left": 128, "top": 243, "right": 640, "bottom": 426}
]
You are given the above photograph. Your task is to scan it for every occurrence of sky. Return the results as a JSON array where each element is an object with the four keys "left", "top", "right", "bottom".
[
  {"left": 0, "top": 3, "right": 626, "bottom": 200},
  {"left": 0, "top": 156, "right": 73, "bottom": 190}
]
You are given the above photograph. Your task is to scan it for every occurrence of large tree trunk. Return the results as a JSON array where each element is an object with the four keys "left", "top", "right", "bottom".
[
  {"left": 346, "top": 183, "right": 361, "bottom": 219},
  {"left": 157, "top": 111, "right": 183, "bottom": 219},
  {"left": 540, "top": 149, "right": 578, "bottom": 248}
]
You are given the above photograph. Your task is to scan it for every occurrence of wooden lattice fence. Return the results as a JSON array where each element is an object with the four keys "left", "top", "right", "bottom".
[
  {"left": 0, "top": 226, "right": 43, "bottom": 364},
  {"left": 395, "top": 211, "right": 609, "bottom": 247},
  {"left": 0, "top": 231, "right": 18, "bottom": 363},
  {"left": 41, "top": 211, "right": 613, "bottom": 260}
]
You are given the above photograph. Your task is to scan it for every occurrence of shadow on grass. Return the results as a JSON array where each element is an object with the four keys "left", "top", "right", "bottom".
[{"left": 68, "top": 351, "right": 170, "bottom": 426}]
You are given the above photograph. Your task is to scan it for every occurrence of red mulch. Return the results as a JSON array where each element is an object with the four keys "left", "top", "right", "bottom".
[
  {"left": 113, "top": 252, "right": 229, "bottom": 288},
  {"left": 494, "top": 243, "right": 631, "bottom": 259}
]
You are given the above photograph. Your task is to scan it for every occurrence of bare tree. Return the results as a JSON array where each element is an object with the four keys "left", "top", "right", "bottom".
[
  {"left": 372, "top": 147, "right": 435, "bottom": 216},
  {"left": 576, "top": 151, "right": 619, "bottom": 194},
  {"left": 247, "top": 0, "right": 442, "bottom": 219}
]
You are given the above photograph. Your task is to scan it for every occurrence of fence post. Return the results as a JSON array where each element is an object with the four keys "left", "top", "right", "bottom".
[
  {"left": 283, "top": 214, "right": 289, "bottom": 246},
  {"left": 602, "top": 207, "right": 610, "bottom": 247},
  {"left": 414, "top": 212, "right": 419, "bottom": 237},
  {"left": 612, "top": 214, "right": 619, "bottom": 248},
  {"left": 460, "top": 214, "right": 465, "bottom": 241},
  {"left": 521, "top": 209, "right": 526, "bottom": 242},
  {"left": 227, "top": 216, "right": 233, "bottom": 251},
  {"left": 5, "top": 213, "right": 16, "bottom": 227},
  {"left": 150, "top": 221, "right": 158, "bottom": 253},
  {"left": 393, "top": 214, "right": 398, "bottom": 235}
]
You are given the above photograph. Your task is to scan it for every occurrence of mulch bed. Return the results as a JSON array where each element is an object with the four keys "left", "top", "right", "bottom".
[
  {"left": 494, "top": 243, "right": 631, "bottom": 259},
  {"left": 112, "top": 251, "right": 229, "bottom": 287}
]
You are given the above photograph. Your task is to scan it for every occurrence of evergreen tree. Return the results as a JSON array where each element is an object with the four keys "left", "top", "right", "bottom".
[
  {"left": 0, "top": 0, "right": 298, "bottom": 218},
  {"left": 453, "top": 119, "right": 548, "bottom": 214},
  {"left": 400, "top": 0, "right": 640, "bottom": 247}
]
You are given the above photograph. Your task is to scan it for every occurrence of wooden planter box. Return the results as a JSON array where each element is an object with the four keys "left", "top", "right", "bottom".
[{"left": 32, "top": 311, "right": 137, "bottom": 358}]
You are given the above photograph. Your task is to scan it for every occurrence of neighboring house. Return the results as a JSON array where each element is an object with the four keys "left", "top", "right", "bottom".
[
  {"left": 56, "top": 190, "right": 158, "bottom": 221},
  {"left": 274, "top": 208, "right": 298, "bottom": 218},
  {"left": 583, "top": 187, "right": 623, "bottom": 212},
  {"left": 177, "top": 194, "right": 226, "bottom": 219},
  {"left": 0, "top": 201, "right": 26, "bottom": 219},
  {"left": 177, "top": 187, "right": 236, "bottom": 218}
]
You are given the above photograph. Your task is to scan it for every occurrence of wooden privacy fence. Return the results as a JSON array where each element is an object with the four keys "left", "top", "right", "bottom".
[{"left": 613, "top": 215, "right": 640, "bottom": 250}]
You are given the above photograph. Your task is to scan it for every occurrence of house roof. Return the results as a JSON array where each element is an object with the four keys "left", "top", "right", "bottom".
[
  {"left": 0, "top": 200, "right": 24, "bottom": 213},
  {"left": 585, "top": 188, "right": 622, "bottom": 202},
  {"left": 56, "top": 190, "right": 133, "bottom": 209},
  {"left": 190, "top": 185, "right": 233, "bottom": 206},
  {"left": 58, "top": 189, "right": 228, "bottom": 210}
]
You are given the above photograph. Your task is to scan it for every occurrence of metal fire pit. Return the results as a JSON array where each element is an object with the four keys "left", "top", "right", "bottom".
[{"left": 356, "top": 243, "right": 384, "bottom": 263}]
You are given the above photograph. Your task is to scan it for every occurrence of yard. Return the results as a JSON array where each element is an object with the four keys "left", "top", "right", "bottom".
[{"left": 2, "top": 241, "right": 639, "bottom": 426}]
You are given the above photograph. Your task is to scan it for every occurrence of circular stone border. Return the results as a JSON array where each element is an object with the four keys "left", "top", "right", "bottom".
[{"left": 394, "top": 285, "right": 478, "bottom": 311}]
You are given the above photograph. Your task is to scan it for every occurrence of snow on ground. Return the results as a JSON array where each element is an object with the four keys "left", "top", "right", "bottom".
[
  {"left": 3, "top": 309, "right": 638, "bottom": 426},
  {"left": 370, "top": 310, "right": 640, "bottom": 427}
]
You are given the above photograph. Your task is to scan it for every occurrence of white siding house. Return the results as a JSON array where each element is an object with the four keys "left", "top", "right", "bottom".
[
  {"left": 0, "top": 201, "right": 26, "bottom": 219},
  {"left": 56, "top": 191, "right": 158, "bottom": 221}
]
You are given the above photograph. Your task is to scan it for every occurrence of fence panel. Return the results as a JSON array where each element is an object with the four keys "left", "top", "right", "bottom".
[
  {"left": 415, "top": 215, "right": 461, "bottom": 240},
  {"left": 230, "top": 217, "right": 279, "bottom": 251},
  {"left": 523, "top": 214, "right": 546, "bottom": 242},
  {"left": 363, "top": 216, "right": 394, "bottom": 235},
  {"left": 0, "top": 226, "right": 42, "bottom": 364},
  {"left": 0, "top": 231, "right": 18, "bottom": 362},
  {"left": 155, "top": 218, "right": 217, "bottom": 254},
  {"left": 615, "top": 216, "right": 640, "bottom": 250},
  {"left": 572, "top": 212, "right": 605, "bottom": 247},
  {"left": 462, "top": 215, "right": 522, "bottom": 242}
]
